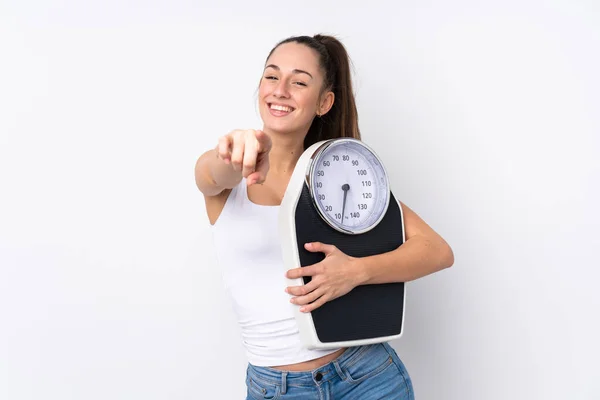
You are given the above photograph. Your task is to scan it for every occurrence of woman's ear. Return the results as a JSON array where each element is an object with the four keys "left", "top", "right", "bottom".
[{"left": 317, "top": 91, "right": 335, "bottom": 116}]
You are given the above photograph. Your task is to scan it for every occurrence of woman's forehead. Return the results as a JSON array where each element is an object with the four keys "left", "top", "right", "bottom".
[{"left": 266, "top": 42, "right": 321, "bottom": 73}]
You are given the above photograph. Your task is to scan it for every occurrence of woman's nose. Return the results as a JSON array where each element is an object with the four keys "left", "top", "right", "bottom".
[{"left": 273, "top": 80, "right": 290, "bottom": 98}]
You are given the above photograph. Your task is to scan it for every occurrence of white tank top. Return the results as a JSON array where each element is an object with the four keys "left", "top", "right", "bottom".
[{"left": 210, "top": 177, "right": 341, "bottom": 367}]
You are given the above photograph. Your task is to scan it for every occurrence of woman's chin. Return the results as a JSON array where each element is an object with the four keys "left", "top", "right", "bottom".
[{"left": 261, "top": 115, "right": 312, "bottom": 138}]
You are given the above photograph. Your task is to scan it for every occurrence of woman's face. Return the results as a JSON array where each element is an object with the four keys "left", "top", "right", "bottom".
[{"left": 258, "top": 42, "right": 332, "bottom": 136}]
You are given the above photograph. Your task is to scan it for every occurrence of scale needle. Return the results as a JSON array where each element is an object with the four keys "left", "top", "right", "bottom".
[{"left": 341, "top": 183, "right": 350, "bottom": 224}]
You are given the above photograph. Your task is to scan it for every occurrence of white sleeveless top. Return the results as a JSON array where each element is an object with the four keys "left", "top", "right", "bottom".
[{"left": 210, "top": 178, "right": 341, "bottom": 367}]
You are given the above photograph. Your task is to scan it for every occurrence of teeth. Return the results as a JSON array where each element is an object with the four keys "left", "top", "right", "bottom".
[{"left": 270, "top": 104, "right": 293, "bottom": 112}]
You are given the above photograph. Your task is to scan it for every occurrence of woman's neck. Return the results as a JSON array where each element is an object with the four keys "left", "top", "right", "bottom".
[{"left": 265, "top": 130, "right": 306, "bottom": 176}]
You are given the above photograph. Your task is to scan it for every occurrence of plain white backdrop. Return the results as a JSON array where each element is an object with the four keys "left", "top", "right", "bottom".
[{"left": 1, "top": 1, "right": 598, "bottom": 399}]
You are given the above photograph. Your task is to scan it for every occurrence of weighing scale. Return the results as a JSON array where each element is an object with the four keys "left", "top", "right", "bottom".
[{"left": 279, "top": 138, "right": 406, "bottom": 350}]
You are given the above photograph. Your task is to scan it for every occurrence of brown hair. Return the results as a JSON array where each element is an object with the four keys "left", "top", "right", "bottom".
[{"left": 265, "top": 34, "right": 361, "bottom": 149}]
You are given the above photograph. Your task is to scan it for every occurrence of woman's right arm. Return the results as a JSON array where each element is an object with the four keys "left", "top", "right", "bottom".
[{"left": 194, "top": 146, "right": 242, "bottom": 197}]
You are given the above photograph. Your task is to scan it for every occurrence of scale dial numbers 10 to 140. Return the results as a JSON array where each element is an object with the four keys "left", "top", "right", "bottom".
[{"left": 312, "top": 148, "right": 384, "bottom": 231}]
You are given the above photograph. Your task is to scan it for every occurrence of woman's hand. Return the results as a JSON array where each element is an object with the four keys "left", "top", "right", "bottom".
[
  {"left": 285, "top": 242, "right": 365, "bottom": 313},
  {"left": 217, "top": 129, "right": 272, "bottom": 185}
]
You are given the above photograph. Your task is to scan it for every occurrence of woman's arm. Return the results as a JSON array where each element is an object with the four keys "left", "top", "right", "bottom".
[
  {"left": 195, "top": 146, "right": 242, "bottom": 197},
  {"left": 354, "top": 202, "right": 454, "bottom": 285},
  {"left": 285, "top": 201, "right": 454, "bottom": 312}
]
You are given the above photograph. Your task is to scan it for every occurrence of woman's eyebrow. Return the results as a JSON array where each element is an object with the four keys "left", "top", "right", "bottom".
[{"left": 264, "top": 64, "right": 313, "bottom": 79}]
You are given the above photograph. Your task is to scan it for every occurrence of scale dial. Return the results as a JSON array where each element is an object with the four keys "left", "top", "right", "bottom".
[{"left": 307, "top": 138, "right": 391, "bottom": 235}]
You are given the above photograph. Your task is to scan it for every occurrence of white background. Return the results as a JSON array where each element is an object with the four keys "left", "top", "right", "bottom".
[{"left": 1, "top": 1, "right": 599, "bottom": 399}]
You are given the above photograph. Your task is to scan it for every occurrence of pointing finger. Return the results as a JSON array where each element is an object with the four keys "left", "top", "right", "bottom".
[
  {"left": 254, "top": 130, "right": 272, "bottom": 153},
  {"left": 230, "top": 133, "right": 245, "bottom": 171},
  {"left": 242, "top": 134, "right": 258, "bottom": 178}
]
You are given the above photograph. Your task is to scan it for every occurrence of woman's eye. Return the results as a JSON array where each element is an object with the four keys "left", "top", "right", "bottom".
[
  {"left": 265, "top": 76, "right": 277, "bottom": 80},
  {"left": 294, "top": 82, "right": 307, "bottom": 87}
]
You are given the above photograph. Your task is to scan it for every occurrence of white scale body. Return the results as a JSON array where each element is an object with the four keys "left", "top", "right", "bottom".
[{"left": 279, "top": 138, "right": 407, "bottom": 350}]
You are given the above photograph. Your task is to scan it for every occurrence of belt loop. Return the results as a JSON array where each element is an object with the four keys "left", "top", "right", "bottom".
[
  {"left": 281, "top": 371, "right": 288, "bottom": 394},
  {"left": 333, "top": 360, "right": 346, "bottom": 381}
]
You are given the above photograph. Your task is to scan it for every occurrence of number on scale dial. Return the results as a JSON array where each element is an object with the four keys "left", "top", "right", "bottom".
[{"left": 309, "top": 139, "right": 390, "bottom": 234}]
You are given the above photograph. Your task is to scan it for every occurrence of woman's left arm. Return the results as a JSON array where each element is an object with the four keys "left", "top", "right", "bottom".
[
  {"left": 353, "top": 201, "right": 454, "bottom": 285},
  {"left": 285, "top": 201, "right": 454, "bottom": 312}
]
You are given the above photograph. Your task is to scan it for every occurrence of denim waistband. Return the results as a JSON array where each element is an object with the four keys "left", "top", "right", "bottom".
[{"left": 247, "top": 343, "right": 389, "bottom": 391}]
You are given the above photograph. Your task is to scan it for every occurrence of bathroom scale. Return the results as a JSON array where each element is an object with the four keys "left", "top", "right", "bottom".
[{"left": 279, "top": 138, "right": 406, "bottom": 350}]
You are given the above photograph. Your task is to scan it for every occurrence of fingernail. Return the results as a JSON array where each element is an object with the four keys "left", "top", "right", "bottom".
[{"left": 300, "top": 307, "right": 307, "bottom": 312}]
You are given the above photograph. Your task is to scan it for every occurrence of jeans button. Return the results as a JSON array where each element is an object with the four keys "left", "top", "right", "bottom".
[{"left": 315, "top": 372, "right": 323, "bottom": 381}]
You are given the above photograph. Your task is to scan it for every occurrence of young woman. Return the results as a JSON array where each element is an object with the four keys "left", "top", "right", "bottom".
[{"left": 195, "top": 34, "right": 454, "bottom": 400}]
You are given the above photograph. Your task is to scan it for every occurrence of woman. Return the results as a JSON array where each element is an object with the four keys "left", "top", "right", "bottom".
[{"left": 195, "top": 34, "right": 454, "bottom": 399}]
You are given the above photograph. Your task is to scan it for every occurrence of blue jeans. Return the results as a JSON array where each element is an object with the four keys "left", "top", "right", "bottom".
[{"left": 245, "top": 342, "right": 414, "bottom": 399}]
